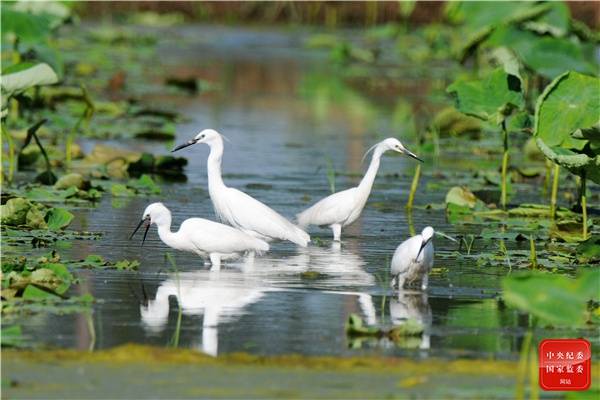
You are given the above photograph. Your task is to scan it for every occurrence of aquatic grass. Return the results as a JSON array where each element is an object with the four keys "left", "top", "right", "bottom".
[
  {"left": 0, "top": 124, "right": 16, "bottom": 184},
  {"left": 529, "top": 235, "right": 537, "bottom": 269},
  {"left": 550, "top": 163, "right": 560, "bottom": 219},
  {"left": 579, "top": 172, "right": 588, "bottom": 240},
  {"left": 18, "top": 119, "right": 55, "bottom": 184},
  {"left": 85, "top": 311, "right": 96, "bottom": 352},
  {"left": 66, "top": 85, "right": 95, "bottom": 168},
  {"left": 405, "top": 163, "right": 421, "bottom": 211},
  {"left": 500, "top": 120, "right": 509, "bottom": 208},
  {"left": 515, "top": 328, "right": 533, "bottom": 400},
  {"left": 460, "top": 235, "right": 475, "bottom": 255},
  {"left": 165, "top": 253, "right": 183, "bottom": 348}
]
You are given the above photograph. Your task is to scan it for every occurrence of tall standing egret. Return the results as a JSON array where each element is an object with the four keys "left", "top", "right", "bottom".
[
  {"left": 172, "top": 129, "right": 310, "bottom": 247},
  {"left": 130, "top": 202, "right": 269, "bottom": 269},
  {"left": 297, "top": 137, "right": 422, "bottom": 241},
  {"left": 390, "top": 226, "right": 456, "bottom": 290}
]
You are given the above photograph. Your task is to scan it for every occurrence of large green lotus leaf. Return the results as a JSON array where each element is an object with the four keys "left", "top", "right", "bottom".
[
  {"left": 446, "top": 1, "right": 549, "bottom": 61},
  {"left": 535, "top": 138, "right": 600, "bottom": 183},
  {"left": 445, "top": 1, "right": 545, "bottom": 32},
  {"left": 522, "top": 1, "right": 570, "bottom": 37},
  {"left": 0, "top": 8, "right": 54, "bottom": 44},
  {"left": 535, "top": 71, "right": 600, "bottom": 151},
  {"left": 502, "top": 270, "right": 600, "bottom": 327},
  {"left": 485, "top": 25, "right": 595, "bottom": 79},
  {"left": 521, "top": 37, "right": 596, "bottom": 79},
  {"left": 447, "top": 68, "right": 524, "bottom": 123}
]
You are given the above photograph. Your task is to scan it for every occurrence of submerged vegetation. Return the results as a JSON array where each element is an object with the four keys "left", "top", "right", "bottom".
[{"left": 1, "top": 0, "right": 599, "bottom": 398}]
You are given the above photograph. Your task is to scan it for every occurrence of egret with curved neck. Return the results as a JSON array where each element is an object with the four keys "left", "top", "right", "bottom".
[
  {"left": 130, "top": 202, "right": 269, "bottom": 270},
  {"left": 172, "top": 129, "right": 310, "bottom": 247},
  {"left": 297, "top": 137, "right": 422, "bottom": 241}
]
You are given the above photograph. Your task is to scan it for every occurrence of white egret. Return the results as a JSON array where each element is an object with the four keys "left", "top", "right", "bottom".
[
  {"left": 130, "top": 202, "right": 269, "bottom": 270},
  {"left": 390, "top": 226, "right": 456, "bottom": 291},
  {"left": 172, "top": 129, "right": 310, "bottom": 247},
  {"left": 297, "top": 137, "right": 422, "bottom": 241}
]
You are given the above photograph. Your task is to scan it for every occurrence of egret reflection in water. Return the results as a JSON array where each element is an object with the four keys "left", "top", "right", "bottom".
[
  {"left": 140, "top": 270, "right": 272, "bottom": 356},
  {"left": 139, "top": 243, "right": 379, "bottom": 355}
]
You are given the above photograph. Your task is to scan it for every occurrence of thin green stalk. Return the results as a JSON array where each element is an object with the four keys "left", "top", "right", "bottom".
[
  {"left": 166, "top": 253, "right": 183, "bottom": 348},
  {"left": 529, "top": 235, "right": 537, "bottom": 269},
  {"left": 515, "top": 329, "right": 533, "bottom": 400},
  {"left": 407, "top": 209, "right": 416, "bottom": 237},
  {"left": 529, "top": 344, "right": 539, "bottom": 400},
  {"left": 543, "top": 159, "right": 551, "bottom": 197},
  {"left": 66, "top": 85, "right": 95, "bottom": 168},
  {"left": 406, "top": 163, "right": 421, "bottom": 210},
  {"left": 86, "top": 311, "right": 96, "bottom": 352},
  {"left": 1, "top": 125, "right": 16, "bottom": 184},
  {"left": 501, "top": 120, "right": 509, "bottom": 209},
  {"left": 550, "top": 164, "right": 559, "bottom": 219},
  {"left": 581, "top": 172, "right": 587, "bottom": 240}
]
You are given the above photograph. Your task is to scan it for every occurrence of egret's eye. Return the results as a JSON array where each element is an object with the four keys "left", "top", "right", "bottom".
[{"left": 200, "top": 134, "right": 205, "bottom": 139}]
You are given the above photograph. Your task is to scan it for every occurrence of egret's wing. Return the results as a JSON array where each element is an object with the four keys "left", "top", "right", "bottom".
[
  {"left": 180, "top": 218, "right": 268, "bottom": 254},
  {"left": 390, "top": 236, "right": 421, "bottom": 275},
  {"left": 219, "top": 188, "right": 309, "bottom": 246},
  {"left": 296, "top": 187, "right": 357, "bottom": 227}
]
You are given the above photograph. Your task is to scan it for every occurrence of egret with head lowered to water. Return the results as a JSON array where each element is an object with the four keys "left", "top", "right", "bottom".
[
  {"left": 172, "top": 129, "right": 310, "bottom": 247},
  {"left": 297, "top": 137, "right": 422, "bottom": 241},
  {"left": 391, "top": 226, "right": 456, "bottom": 291},
  {"left": 130, "top": 202, "right": 269, "bottom": 270}
]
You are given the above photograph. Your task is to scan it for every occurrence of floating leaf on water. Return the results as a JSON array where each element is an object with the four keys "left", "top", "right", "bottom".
[
  {"left": 45, "top": 207, "right": 74, "bottom": 230},
  {"left": 576, "top": 235, "right": 600, "bottom": 263},
  {"left": 25, "top": 203, "right": 48, "bottom": 229},
  {"left": 445, "top": 186, "right": 481, "bottom": 208},
  {"left": 111, "top": 183, "right": 135, "bottom": 197},
  {"left": 22, "top": 284, "right": 61, "bottom": 300},
  {"left": 54, "top": 173, "right": 87, "bottom": 190},
  {"left": 1, "top": 198, "right": 32, "bottom": 226},
  {"left": 345, "top": 313, "right": 379, "bottom": 336}
]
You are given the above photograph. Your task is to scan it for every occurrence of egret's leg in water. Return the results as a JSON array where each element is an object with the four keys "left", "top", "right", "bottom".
[
  {"left": 331, "top": 224, "right": 342, "bottom": 241},
  {"left": 421, "top": 274, "right": 429, "bottom": 291},
  {"left": 396, "top": 275, "right": 406, "bottom": 290},
  {"left": 209, "top": 253, "right": 221, "bottom": 271}
]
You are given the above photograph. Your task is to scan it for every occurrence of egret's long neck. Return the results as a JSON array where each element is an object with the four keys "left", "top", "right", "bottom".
[
  {"left": 207, "top": 138, "right": 226, "bottom": 194},
  {"left": 357, "top": 147, "right": 384, "bottom": 196},
  {"left": 155, "top": 213, "right": 178, "bottom": 249}
]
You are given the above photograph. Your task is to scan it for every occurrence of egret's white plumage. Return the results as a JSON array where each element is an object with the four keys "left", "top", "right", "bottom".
[
  {"left": 391, "top": 226, "right": 435, "bottom": 291},
  {"left": 172, "top": 129, "right": 310, "bottom": 247},
  {"left": 297, "top": 138, "right": 422, "bottom": 241},
  {"left": 131, "top": 202, "right": 269, "bottom": 269}
]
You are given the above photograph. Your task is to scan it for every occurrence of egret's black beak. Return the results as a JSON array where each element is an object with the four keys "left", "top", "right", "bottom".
[
  {"left": 172, "top": 139, "right": 198, "bottom": 152},
  {"left": 416, "top": 237, "right": 430, "bottom": 260},
  {"left": 130, "top": 216, "right": 151, "bottom": 246},
  {"left": 404, "top": 148, "right": 423, "bottom": 163}
]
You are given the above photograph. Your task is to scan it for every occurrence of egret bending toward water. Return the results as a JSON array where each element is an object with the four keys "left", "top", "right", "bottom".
[
  {"left": 297, "top": 138, "right": 422, "bottom": 241},
  {"left": 391, "top": 226, "right": 456, "bottom": 290},
  {"left": 130, "top": 203, "right": 269, "bottom": 269},
  {"left": 172, "top": 129, "right": 310, "bottom": 247}
]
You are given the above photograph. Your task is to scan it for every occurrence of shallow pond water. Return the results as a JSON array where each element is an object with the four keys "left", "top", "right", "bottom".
[{"left": 10, "top": 23, "right": 598, "bottom": 359}]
